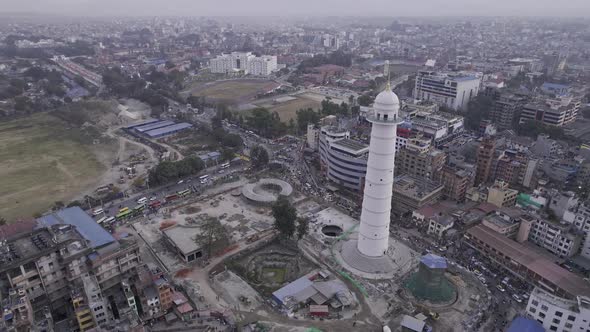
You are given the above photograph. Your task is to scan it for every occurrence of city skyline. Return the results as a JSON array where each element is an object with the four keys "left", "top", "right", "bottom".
[{"left": 1, "top": 0, "right": 590, "bottom": 17}]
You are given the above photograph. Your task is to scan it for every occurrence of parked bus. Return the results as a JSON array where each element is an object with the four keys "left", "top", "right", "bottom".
[
  {"left": 92, "top": 208, "right": 104, "bottom": 216},
  {"left": 149, "top": 200, "right": 161, "bottom": 209},
  {"left": 177, "top": 189, "right": 191, "bottom": 197},
  {"left": 133, "top": 203, "right": 146, "bottom": 212},
  {"left": 199, "top": 175, "right": 209, "bottom": 183},
  {"left": 96, "top": 216, "right": 108, "bottom": 224},
  {"left": 104, "top": 216, "right": 116, "bottom": 224},
  {"left": 220, "top": 162, "right": 230, "bottom": 169},
  {"left": 119, "top": 207, "right": 130, "bottom": 213},
  {"left": 116, "top": 209, "right": 133, "bottom": 220},
  {"left": 165, "top": 194, "right": 179, "bottom": 202}
]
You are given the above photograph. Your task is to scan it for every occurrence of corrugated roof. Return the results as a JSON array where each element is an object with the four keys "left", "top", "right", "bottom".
[
  {"left": 37, "top": 207, "right": 115, "bottom": 248},
  {"left": 507, "top": 316, "right": 545, "bottom": 332},
  {"left": 272, "top": 275, "right": 313, "bottom": 304},
  {"left": 467, "top": 225, "right": 590, "bottom": 298},
  {"left": 135, "top": 120, "right": 175, "bottom": 132},
  {"left": 401, "top": 315, "right": 426, "bottom": 331},
  {"left": 421, "top": 254, "right": 448, "bottom": 269},
  {"left": 145, "top": 123, "right": 192, "bottom": 137}
]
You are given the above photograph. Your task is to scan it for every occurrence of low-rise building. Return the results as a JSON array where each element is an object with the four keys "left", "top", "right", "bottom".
[
  {"left": 427, "top": 215, "right": 455, "bottom": 238},
  {"left": 392, "top": 174, "right": 444, "bottom": 217},
  {"left": 487, "top": 180, "right": 518, "bottom": 207}
]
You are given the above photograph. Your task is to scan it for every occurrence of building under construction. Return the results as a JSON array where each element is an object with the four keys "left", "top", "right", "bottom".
[{"left": 404, "top": 254, "right": 456, "bottom": 303}]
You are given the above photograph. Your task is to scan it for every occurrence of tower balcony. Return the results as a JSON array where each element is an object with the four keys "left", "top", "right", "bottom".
[{"left": 366, "top": 112, "right": 402, "bottom": 125}]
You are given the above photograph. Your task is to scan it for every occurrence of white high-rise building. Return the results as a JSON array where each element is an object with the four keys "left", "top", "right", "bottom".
[
  {"left": 414, "top": 70, "right": 482, "bottom": 110},
  {"left": 247, "top": 56, "right": 278, "bottom": 76},
  {"left": 357, "top": 85, "right": 401, "bottom": 257},
  {"left": 209, "top": 52, "right": 277, "bottom": 76}
]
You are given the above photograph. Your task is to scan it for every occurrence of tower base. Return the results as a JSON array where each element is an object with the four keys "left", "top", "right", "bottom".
[{"left": 338, "top": 240, "right": 397, "bottom": 279}]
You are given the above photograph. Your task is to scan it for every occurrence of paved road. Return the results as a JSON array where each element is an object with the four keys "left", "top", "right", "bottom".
[{"left": 89, "top": 163, "right": 246, "bottom": 221}]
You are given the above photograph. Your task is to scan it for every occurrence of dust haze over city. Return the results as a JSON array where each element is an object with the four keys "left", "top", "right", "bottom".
[{"left": 0, "top": 1, "right": 590, "bottom": 332}]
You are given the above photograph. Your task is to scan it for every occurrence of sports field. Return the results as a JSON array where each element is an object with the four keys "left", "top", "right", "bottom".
[
  {"left": 267, "top": 97, "right": 322, "bottom": 122},
  {"left": 0, "top": 114, "right": 106, "bottom": 221},
  {"left": 185, "top": 79, "right": 279, "bottom": 104}
]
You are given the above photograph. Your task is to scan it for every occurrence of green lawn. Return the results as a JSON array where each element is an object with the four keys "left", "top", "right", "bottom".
[{"left": 0, "top": 114, "right": 106, "bottom": 220}]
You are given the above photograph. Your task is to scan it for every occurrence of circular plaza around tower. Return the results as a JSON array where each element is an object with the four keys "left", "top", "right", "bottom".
[{"left": 241, "top": 178, "right": 293, "bottom": 205}]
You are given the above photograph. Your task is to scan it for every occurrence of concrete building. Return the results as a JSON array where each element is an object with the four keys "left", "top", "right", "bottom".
[
  {"left": 520, "top": 96, "right": 580, "bottom": 127},
  {"left": 526, "top": 287, "right": 590, "bottom": 332},
  {"left": 437, "top": 164, "right": 475, "bottom": 202},
  {"left": 491, "top": 93, "right": 528, "bottom": 130},
  {"left": 318, "top": 126, "right": 367, "bottom": 191},
  {"left": 465, "top": 224, "right": 590, "bottom": 300},
  {"left": 487, "top": 180, "right": 518, "bottom": 208},
  {"left": 392, "top": 174, "right": 444, "bottom": 217},
  {"left": 495, "top": 150, "right": 539, "bottom": 189},
  {"left": 403, "top": 109, "right": 465, "bottom": 147},
  {"left": 395, "top": 136, "right": 446, "bottom": 181},
  {"left": 414, "top": 70, "right": 482, "bottom": 110},
  {"left": 247, "top": 55, "right": 278, "bottom": 76},
  {"left": 427, "top": 215, "right": 455, "bottom": 238},
  {"left": 0, "top": 207, "right": 141, "bottom": 323},
  {"left": 481, "top": 208, "right": 523, "bottom": 238},
  {"left": 209, "top": 52, "right": 277, "bottom": 76},
  {"left": 475, "top": 137, "right": 497, "bottom": 186},
  {"left": 357, "top": 85, "right": 401, "bottom": 257},
  {"left": 529, "top": 215, "right": 582, "bottom": 259}
]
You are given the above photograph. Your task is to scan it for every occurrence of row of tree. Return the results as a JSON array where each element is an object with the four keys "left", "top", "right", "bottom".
[{"left": 148, "top": 156, "right": 205, "bottom": 186}]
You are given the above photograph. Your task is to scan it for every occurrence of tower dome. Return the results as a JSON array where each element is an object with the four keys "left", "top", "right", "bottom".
[{"left": 370, "top": 87, "right": 400, "bottom": 123}]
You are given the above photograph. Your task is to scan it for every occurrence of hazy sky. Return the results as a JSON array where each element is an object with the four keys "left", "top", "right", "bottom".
[{"left": 1, "top": 0, "right": 589, "bottom": 17}]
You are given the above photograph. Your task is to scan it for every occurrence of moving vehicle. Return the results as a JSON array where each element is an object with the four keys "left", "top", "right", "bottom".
[
  {"left": 92, "top": 208, "right": 104, "bottom": 216},
  {"left": 137, "top": 197, "right": 148, "bottom": 204},
  {"left": 178, "top": 189, "right": 191, "bottom": 197},
  {"left": 512, "top": 294, "right": 523, "bottom": 303},
  {"left": 496, "top": 284, "right": 505, "bottom": 292},
  {"left": 116, "top": 209, "right": 133, "bottom": 220},
  {"left": 220, "top": 162, "right": 230, "bottom": 169},
  {"left": 199, "top": 175, "right": 209, "bottom": 184}
]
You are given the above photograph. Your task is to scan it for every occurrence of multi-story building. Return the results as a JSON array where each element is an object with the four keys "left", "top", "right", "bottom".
[
  {"left": 318, "top": 125, "right": 367, "bottom": 191},
  {"left": 72, "top": 290, "right": 95, "bottom": 332},
  {"left": 528, "top": 214, "right": 583, "bottom": 259},
  {"left": 392, "top": 174, "right": 444, "bottom": 217},
  {"left": 495, "top": 150, "right": 539, "bottom": 189},
  {"left": 487, "top": 180, "right": 518, "bottom": 208},
  {"left": 319, "top": 136, "right": 368, "bottom": 191},
  {"left": 209, "top": 52, "right": 277, "bottom": 76},
  {"left": 437, "top": 164, "right": 475, "bottom": 202},
  {"left": 427, "top": 215, "right": 455, "bottom": 238},
  {"left": 526, "top": 287, "right": 590, "bottom": 332},
  {"left": 465, "top": 224, "right": 590, "bottom": 300},
  {"left": 490, "top": 93, "right": 528, "bottom": 130},
  {"left": 247, "top": 55, "right": 278, "bottom": 76},
  {"left": 395, "top": 136, "right": 446, "bottom": 181},
  {"left": 0, "top": 207, "right": 141, "bottom": 324},
  {"left": 520, "top": 96, "right": 580, "bottom": 127},
  {"left": 475, "top": 136, "right": 497, "bottom": 186},
  {"left": 414, "top": 70, "right": 482, "bottom": 110},
  {"left": 404, "top": 110, "right": 465, "bottom": 147},
  {"left": 481, "top": 208, "right": 523, "bottom": 238}
]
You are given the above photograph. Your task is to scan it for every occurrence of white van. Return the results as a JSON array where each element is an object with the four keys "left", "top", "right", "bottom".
[
  {"left": 92, "top": 208, "right": 104, "bottom": 216},
  {"left": 137, "top": 197, "right": 148, "bottom": 204},
  {"left": 105, "top": 216, "right": 116, "bottom": 224}
]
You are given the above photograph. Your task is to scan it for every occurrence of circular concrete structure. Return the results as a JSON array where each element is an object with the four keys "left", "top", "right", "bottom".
[
  {"left": 242, "top": 178, "right": 293, "bottom": 205},
  {"left": 321, "top": 225, "right": 343, "bottom": 237}
]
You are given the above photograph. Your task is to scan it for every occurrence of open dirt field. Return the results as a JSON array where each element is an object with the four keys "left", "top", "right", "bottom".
[
  {"left": 0, "top": 114, "right": 113, "bottom": 220},
  {"left": 255, "top": 96, "right": 322, "bottom": 122},
  {"left": 185, "top": 79, "right": 279, "bottom": 104}
]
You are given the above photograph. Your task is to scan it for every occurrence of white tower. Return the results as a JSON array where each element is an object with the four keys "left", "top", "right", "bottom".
[{"left": 357, "top": 83, "right": 400, "bottom": 257}]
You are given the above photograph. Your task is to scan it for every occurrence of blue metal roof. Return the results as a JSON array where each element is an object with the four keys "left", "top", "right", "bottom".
[
  {"left": 145, "top": 123, "right": 192, "bottom": 137},
  {"left": 421, "top": 254, "right": 448, "bottom": 269},
  {"left": 37, "top": 207, "right": 115, "bottom": 248},
  {"left": 507, "top": 317, "right": 545, "bottom": 332},
  {"left": 135, "top": 120, "right": 176, "bottom": 133},
  {"left": 124, "top": 118, "right": 160, "bottom": 129},
  {"left": 272, "top": 275, "right": 313, "bottom": 304}
]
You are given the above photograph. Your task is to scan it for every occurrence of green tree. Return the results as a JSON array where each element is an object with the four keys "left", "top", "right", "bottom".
[
  {"left": 221, "top": 133, "right": 243, "bottom": 148},
  {"left": 132, "top": 177, "right": 145, "bottom": 188},
  {"left": 194, "top": 217, "right": 228, "bottom": 257},
  {"left": 0, "top": 216, "right": 6, "bottom": 226},
  {"left": 221, "top": 148, "right": 235, "bottom": 162},
  {"left": 296, "top": 217, "right": 309, "bottom": 241},
  {"left": 358, "top": 94, "right": 374, "bottom": 106},
  {"left": 250, "top": 145, "right": 269, "bottom": 168},
  {"left": 464, "top": 95, "right": 494, "bottom": 130},
  {"left": 272, "top": 196, "right": 297, "bottom": 238},
  {"left": 295, "top": 108, "right": 321, "bottom": 133}
]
